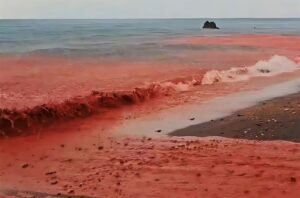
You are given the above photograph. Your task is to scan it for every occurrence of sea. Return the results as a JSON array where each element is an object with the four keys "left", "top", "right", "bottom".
[
  {"left": 1, "top": 18, "right": 300, "bottom": 57},
  {"left": 1, "top": 19, "right": 300, "bottom": 134}
]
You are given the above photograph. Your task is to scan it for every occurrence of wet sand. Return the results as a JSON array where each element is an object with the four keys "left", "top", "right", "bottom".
[
  {"left": 1, "top": 93, "right": 300, "bottom": 197},
  {"left": 171, "top": 93, "right": 300, "bottom": 142},
  {"left": 1, "top": 134, "right": 300, "bottom": 198}
]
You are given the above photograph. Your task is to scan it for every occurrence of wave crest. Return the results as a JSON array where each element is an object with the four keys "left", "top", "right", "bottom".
[
  {"left": 1, "top": 55, "right": 298, "bottom": 136},
  {"left": 0, "top": 82, "right": 189, "bottom": 136},
  {"left": 201, "top": 55, "right": 299, "bottom": 85}
]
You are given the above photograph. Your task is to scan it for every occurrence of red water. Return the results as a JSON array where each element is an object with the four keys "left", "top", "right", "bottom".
[
  {"left": 1, "top": 35, "right": 300, "bottom": 136},
  {"left": 1, "top": 35, "right": 300, "bottom": 197}
]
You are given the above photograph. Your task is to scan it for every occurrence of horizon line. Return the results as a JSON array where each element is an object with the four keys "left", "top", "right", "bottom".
[{"left": 1, "top": 17, "right": 300, "bottom": 20}]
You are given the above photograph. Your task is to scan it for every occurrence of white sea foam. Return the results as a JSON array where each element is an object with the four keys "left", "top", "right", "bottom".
[
  {"left": 161, "top": 79, "right": 197, "bottom": 92},
  {"left": 201, "top": 55, "right": 299, "bottom": 85},
  {"left": 153, "top": 55, "right": 299, "bottom": 92}
]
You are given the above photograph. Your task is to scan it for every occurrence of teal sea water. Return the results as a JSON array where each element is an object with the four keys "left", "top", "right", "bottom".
[{"left": 1, "top": 18, "right": 300, "bottom": 59}]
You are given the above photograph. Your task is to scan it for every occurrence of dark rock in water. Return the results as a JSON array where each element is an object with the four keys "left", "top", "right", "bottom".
[{"left": 203, "top": 21, "right": 219, "bottom": 29}]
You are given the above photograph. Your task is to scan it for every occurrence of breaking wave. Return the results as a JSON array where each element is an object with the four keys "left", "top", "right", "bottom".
[
  {"left": 0, "top": 55, "right": 298, "bottom": 137},
  {"left": 202, "top": 55, "right": 299, "bottom": 85},
  {"left": 0, "top": 85, "right": 165, "bottom": 136}
]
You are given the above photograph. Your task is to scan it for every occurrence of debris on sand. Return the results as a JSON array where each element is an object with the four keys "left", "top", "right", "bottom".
[
  {"left": 98, "top": 146, "right": 104, "bottom": 150},
  {"left": 290, "top": 177, "right": 297, "bottom": 183},
  {"left": 45, "top": 171, "right": 56, "bottom": 175},
  {"left": 50, "top": 180, "right": 58, "bottom": 185},
  {"left": 21, "top": 163, "right": 29, "bottom": 169},
  {"left": 67, "top": 189, "right": 75, "bottom": 194}
]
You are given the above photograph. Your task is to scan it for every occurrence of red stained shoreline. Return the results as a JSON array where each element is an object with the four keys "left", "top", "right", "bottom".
[
  {"left": 1, "top": 35, "right": 300, "bottom": 136},
  {"left": 1, "top": 34, "right": 300, "bottom": 197}
]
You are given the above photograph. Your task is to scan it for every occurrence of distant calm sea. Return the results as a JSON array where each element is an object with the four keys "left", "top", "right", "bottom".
[{"left": 1, "top": 19, "right": 300, "bottom": 59}]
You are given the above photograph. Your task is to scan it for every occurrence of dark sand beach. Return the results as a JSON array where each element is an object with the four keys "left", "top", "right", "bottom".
[{"left": 171, "top": 92, "right": 300, "bottom": 142}]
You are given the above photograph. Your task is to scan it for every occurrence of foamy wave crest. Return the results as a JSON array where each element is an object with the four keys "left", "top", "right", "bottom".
[
  {"left": 1, "top": 55, "right": 298, "bottom": 137},
  {"left": 201, "top": 55, "right": 299, "bottom": 85},
  {"left": 160, "top": 79, "right": 197, "bottom": 92}
]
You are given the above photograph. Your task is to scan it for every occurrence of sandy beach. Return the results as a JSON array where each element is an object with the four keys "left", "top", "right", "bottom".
[{"left": 1, "top": 91, "right": 300, "bottom": 198}]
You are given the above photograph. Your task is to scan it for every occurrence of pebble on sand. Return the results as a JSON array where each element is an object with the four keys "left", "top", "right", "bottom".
[
  {"left": 50, "top": 181, "right": 58, "bottom": 185},
  {"left": 21, "top": 163, "right": 29, "bottom": 168},
  {"left": 98, "top": 146, "right": 104, "bottom": 150},
  {"left": 290, "top": 177, "right": 297, "bottom": 183},
  {"left": 45, "top": 171, "right": 57, "bottom": 175},
  {"left": 68, "top": 189, "right": 75, "bottom": 194}
]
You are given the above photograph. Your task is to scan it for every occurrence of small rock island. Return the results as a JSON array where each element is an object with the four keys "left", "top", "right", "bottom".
[{"left": 203, "top": 21, "right": 219, "bottom": 29}]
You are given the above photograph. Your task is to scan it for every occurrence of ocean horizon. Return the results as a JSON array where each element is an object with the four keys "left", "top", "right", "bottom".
[{"left": 1, "top": 18, "right": 300, "bottom": 56}]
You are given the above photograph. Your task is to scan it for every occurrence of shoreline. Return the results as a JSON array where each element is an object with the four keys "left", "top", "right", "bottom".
[
  {"left": 171, "top": 92, "right": 300, "bottom": 142},
  {"left": 2, "top": 23, "right": 300, "bottom": 197},
  {"left": 1, "top": 90, "right": 300, "bottom": 197}
]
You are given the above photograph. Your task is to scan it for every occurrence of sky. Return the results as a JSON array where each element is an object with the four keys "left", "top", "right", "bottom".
[{"left": 0, "top": 0, "right": 300, "bottom": 19}]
